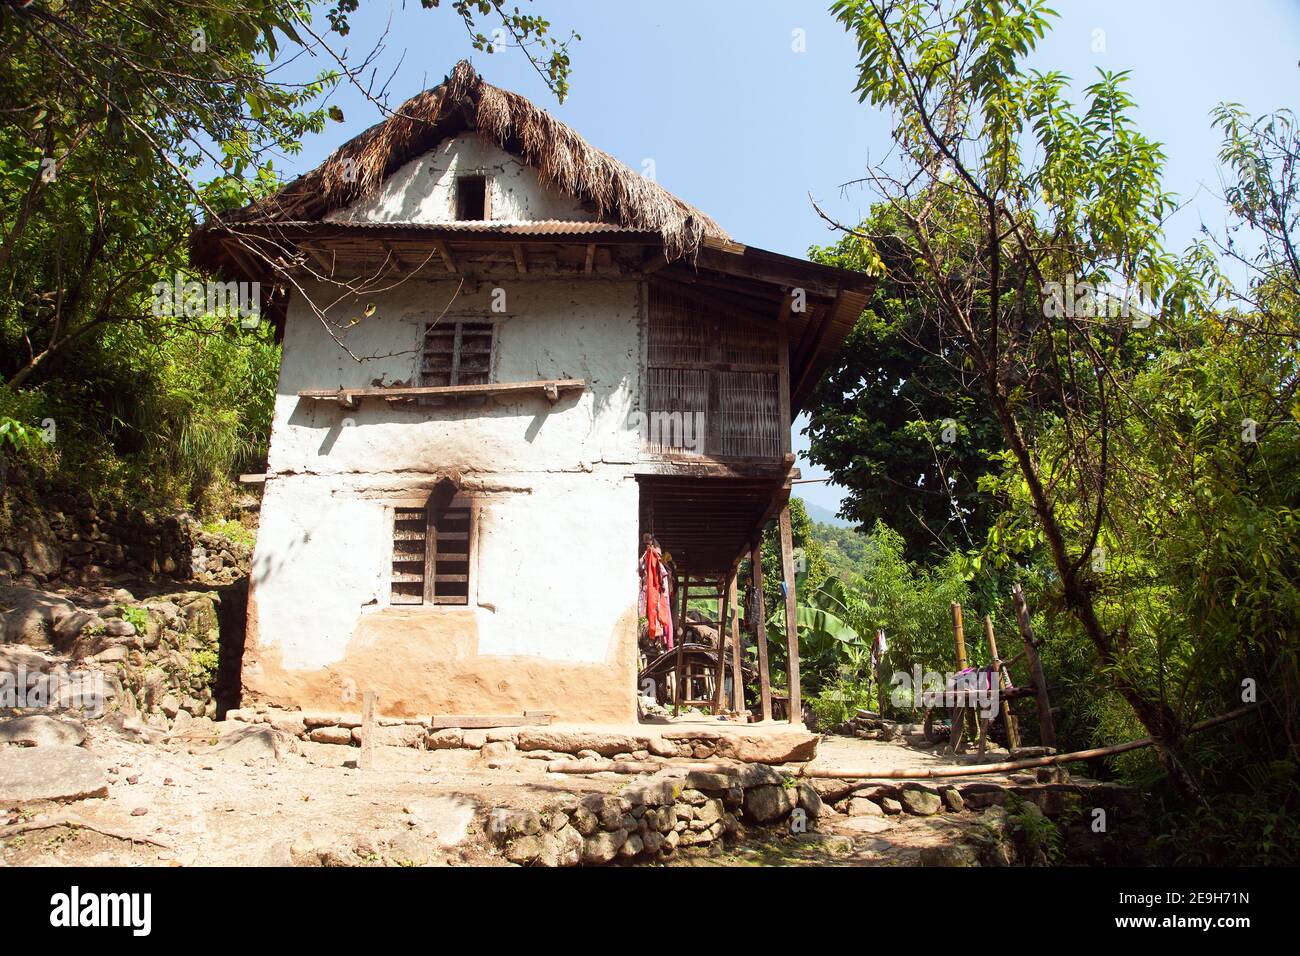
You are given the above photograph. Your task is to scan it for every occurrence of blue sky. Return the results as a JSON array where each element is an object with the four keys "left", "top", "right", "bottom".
[{"left": 281, "top": 0, "right": 1300, "bottom": 521}]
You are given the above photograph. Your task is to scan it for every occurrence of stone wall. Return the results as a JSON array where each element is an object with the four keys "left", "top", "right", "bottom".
[
  {"left": 487, "top": 765, "right": 807, "bottom": 866},
  {"left": 0, "top": 490, "right": 252, "bottom": 590},
  {"left": 485, "top": 766, "right": 1147, "bottom": 867},
  {"left": 1, "top": 586, "right": 225, "bottom": 722}
]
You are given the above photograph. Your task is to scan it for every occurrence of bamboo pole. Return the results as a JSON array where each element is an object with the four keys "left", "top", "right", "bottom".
[
  {"left": 789, "top": 705, "right": 1256, "bottom": 779},
  {"left": 778, "top": 505, "right": 802, "bottom": 726},
  {"left": 1012, "top": 583, "right": 1056, "bottom": 748},
  {"left": 951, "top": 601, "right": 968, "bottom": 668},
  {"left": 874, "top": 629, "right": 887, "bottom": 718},
  {"left": 750, "top": 543, "right": 773, "bottom": 722},
  {"left": 950, "top": 601, "right": 973, "bottom": 746},
  {"left": 983, "top": 613, "right": 1020, "bottom": 751}
]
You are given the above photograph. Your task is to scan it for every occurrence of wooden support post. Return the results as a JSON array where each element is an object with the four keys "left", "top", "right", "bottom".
[
  {"left": 777, "top": 505, "right": 802, "bottom": 726},
  {"left": 1012, "top": 583, "right": 1057, "bottom": 749},
  {"left": 359, "top": 691, "right": 378, "bottom": 770},
  {"left": 673, "top": 578, "right": 687, "bottom": 716},
  {"left": 750, "top": 543, "right": 773, "bottom": 722},
  {"left": 711, "top": 581, "right": 727, "bottom": 714},
  {"left": 983, "top": 613, "right": 1020, "bottom": 751},
  {"left": 727, "top": 572, "right": 745, "bottom": 715}
]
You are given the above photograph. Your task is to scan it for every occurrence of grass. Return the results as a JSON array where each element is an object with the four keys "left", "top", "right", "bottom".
[{"left": 200, "top": 517, "right": 256, "bottom": 550}]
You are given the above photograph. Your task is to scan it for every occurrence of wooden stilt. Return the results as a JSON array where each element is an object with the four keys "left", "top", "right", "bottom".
[
  {"left": 711, "top": 579, "right": 726, "bottom": 714},
  {"left": 1012, "top": 583, "right": 1057, "bottom": 749},
  {"left": 727, "top": 572, "right": 745, "bottom": 715},
  {"left": 777, "top": 505, "right": 802, "bottom": 726},
  {"left": 750, "top": 543, "right": 773, "bottom": 722},
  {"left": 673, "top": 577, "right": 687, "bottom": 716},
  {"left": 983, "top": 613, "right": 1020, "bottom": 751}
]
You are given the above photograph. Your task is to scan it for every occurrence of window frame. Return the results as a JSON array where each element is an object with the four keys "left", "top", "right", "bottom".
[
  {"left": 419, "top": 318, "right": 498, "bottom": 393},
  {"left": 454, "top": 173, "right": 490, "bottom": 221},
  {"left": 388, "top": 493, "right": 477, "bottom": 608}
]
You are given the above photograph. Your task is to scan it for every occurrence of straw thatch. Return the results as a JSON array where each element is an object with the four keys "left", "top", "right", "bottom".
[{"left": 221, "top": 60, "right": 728, "bottom": 261}]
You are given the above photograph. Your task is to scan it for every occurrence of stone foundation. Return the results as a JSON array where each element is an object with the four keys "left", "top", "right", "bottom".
[{"left": 223, "top": 706, "right": 821, "bottom": 764}]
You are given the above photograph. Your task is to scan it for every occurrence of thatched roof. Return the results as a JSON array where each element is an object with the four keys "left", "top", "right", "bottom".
[{"left": 218, "top": 60, "right": 728, "bottom": 261}]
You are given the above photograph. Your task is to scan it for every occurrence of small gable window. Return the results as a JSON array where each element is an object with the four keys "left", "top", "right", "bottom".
[{"left": 455, "top": 174, "right": 488, "bottom": 221}]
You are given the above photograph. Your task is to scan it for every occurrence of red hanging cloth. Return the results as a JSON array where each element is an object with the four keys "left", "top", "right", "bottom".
[{"left": 643, "top": 544, "right": 674, "bottom": 651}]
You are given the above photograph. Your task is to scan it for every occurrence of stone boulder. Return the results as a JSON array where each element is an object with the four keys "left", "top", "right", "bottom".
[
  {"left": 213, "top": 724, "right": 298, "bottom": 764},
  {"left": 514, "top": 729, "right": 644, "bottom": 758},
  {"left": 901, "top": 789, "right": 943, "bottom": 816},
  {"left": 0, "top": 745, "right": 109, "bottom": 802},
  {"left": 743, "top": 784, "right": 798, "bottom": 824},
  {"left": 581, "top": 829, "right": 628, "bottom": 865},
  {"left": 0, "top": 586, "right": 77, "bottom": 648},
  {"left": 0, "top": 715, "right": 86, "bottom": 747},
  {"left": 918, "top": 845, "right": 979, "bottom": 867},
  {"left": 714, "top": 731, "right": 819, "bottom": 764}
]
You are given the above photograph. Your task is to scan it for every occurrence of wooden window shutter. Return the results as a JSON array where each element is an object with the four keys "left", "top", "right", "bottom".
[
  {"left": 390, "top": 495, "right": 472, "bottom": 606},
  {"left": 421, "top": 320, "right": 495, "bottom": 400}
]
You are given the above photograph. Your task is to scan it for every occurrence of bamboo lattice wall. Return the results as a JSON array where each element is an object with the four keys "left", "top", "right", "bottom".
[{"left": 647, "top": 286, "right": 782, "bottom": 459}]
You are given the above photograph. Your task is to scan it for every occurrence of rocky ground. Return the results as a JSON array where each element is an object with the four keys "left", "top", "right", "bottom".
[
  {"left": 0, "top": 692, "right": 1143, "bottom": 867},
  {"left": 0, "top": 714, "right": 1024, "bottom": 867}
]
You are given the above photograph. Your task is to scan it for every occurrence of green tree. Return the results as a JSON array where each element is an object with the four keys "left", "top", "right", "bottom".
[
  {"left": 0, "top": 1, "right": 574, "bottom": 508},
  {"left": 807, "top": 199, "right": 1013, "bottom": 559},
  {"left": 829, "top": 0, "right": 1208, "bottom": 799}
]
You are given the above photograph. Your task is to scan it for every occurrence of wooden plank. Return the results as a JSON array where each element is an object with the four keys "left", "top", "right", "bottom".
[
  {"left": 429, "top": 714, "right": 553, "bottom": 729},
  {"left": 777, "top": 504, "right": 801, "bottom": 725},
  {"left": 300, "top": 379, "right": 585, "bottom": 404},
  {"left": 584, "top": 243, "right": 596, "bottom": 274},
  {"left": 750, "top": 542, "right": 773, "bottom": 722},
  {"left": 1012, "top": 583, "right": 1057, "bottom": 748},
  {"left": 512, "top": 243, "right": 528, "bottom": 274}
]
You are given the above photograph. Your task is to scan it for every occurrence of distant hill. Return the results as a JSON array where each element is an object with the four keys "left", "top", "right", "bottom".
[{"left": 798, "top": 497, "right": 851, "bottom": 528}]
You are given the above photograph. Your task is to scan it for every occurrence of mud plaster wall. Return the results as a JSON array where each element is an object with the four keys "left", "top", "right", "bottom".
[
  {"left": 246, "top": 271, "right": 644, "bottom": 722},
  {"left": 325, "top": 133, "right": 599, "bottom": 224}
]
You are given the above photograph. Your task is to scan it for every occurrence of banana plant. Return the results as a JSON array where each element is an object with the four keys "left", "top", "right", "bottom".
[{"left": 765, "top": 576, "right": 869, "bottom": 682}]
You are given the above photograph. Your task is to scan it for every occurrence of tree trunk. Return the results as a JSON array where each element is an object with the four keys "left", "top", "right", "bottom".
[{"left": 985, "top": 375, "right": 1206, "bottom": 805}]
